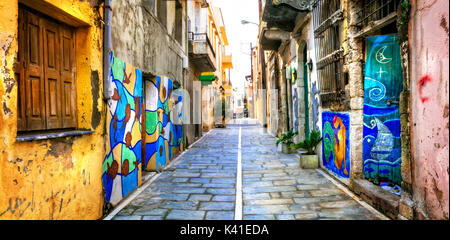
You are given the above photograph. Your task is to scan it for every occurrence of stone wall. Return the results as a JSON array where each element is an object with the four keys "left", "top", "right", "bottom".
[{"left": 111, "top": 0, "right": 186, "bottom": 85}]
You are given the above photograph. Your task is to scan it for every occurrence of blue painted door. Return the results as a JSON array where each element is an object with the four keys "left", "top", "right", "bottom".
[{"left": 363, "top": 34, "right": 403, "bottom": 185}]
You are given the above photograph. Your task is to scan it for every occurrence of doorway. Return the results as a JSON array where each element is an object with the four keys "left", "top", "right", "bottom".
[{"left": 362, "top": 34, "right": 403, "bottom": 185}]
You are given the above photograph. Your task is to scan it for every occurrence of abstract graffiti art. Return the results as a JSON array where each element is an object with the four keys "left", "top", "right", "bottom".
[
  {"left": 144, "top": 75, "right": 183, "bottom": 171},
  {"left": 322, "top": 111, "right": 350, "bottom": 178},
  {"left": 363, "top": 34, "right": 403, "bottom": 185},
  {"left": 103, "top": 51, "right": 143, "bottom": 205}
]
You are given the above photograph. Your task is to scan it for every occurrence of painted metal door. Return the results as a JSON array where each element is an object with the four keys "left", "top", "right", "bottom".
[{"left": 363, "top": 34, "right": 403, "bottom": 185}]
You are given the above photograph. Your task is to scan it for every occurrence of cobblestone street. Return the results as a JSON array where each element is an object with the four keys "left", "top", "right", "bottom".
[{"left": 109, "top": 120, "right": 384, "bottom": 220}]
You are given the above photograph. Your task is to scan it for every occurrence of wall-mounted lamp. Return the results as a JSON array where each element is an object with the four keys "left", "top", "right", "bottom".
[{"left": 307, "top": 58, "right": 313, "bottom": 71}]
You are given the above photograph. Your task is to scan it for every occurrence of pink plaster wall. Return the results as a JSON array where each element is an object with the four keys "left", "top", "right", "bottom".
[{"left": 409, "top": 0, "right": 449, "bottom": 219}]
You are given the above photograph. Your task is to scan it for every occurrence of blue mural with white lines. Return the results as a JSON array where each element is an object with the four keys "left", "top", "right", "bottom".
[{"left": 363, "top": 34, "right": 403, "bottom": 185}]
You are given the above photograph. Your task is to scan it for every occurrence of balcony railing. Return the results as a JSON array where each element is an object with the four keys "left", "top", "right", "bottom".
[{"left": 188, "top": 32, "right": 216, "bottom": 58}]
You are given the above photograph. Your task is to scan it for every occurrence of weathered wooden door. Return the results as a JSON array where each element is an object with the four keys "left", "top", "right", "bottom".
[{"left": 363, "top": 34, "right": 403, "bottom": 185}]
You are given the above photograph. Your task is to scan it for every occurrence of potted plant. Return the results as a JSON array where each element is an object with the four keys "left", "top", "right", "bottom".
[
  {"left": 276, "top": 129, "right": 298, "bottom": 154},
  {"left": 291, "top": 130, "right": 322, "bottom": 169}
]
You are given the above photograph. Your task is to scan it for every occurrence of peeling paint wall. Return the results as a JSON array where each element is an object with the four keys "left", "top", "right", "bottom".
[
  {"left": 0, "top": 0, "right": 105, "bottom": 219},
  {"left": 409, "top": 0, "right": 449, "bottom": 220}
]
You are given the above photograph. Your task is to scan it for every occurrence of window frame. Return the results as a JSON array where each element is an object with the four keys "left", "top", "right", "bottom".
[
  {"left": 312, "top": 0, "right": 345, "bottom": 108},
  {"left": 16, "top": 5, "right": 78, "bottom": 133}
]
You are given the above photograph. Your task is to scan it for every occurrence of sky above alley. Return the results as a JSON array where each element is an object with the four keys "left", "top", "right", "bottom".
[{"left": 212, "top": 0, "right": 259, "bottom": 94}]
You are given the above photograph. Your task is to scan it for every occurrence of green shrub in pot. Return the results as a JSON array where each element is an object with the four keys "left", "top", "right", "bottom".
[{"left": 291, "top": 130, "right": 322, "bottom": 168}]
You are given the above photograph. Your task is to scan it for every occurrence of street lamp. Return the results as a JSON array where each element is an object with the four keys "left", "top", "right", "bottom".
[
  {"left": 241, "top": 19, "right": 259, "bottom": 120},
  {"left": 241, "top": 19, "right": 266, "bottom": 127},
  {"left": 241, "top": 20, "right": 259, "bottom": 26}
]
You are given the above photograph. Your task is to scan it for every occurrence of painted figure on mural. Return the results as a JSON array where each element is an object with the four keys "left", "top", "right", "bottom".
[
  {"left": 333, "top": 115, "right": 348, "bottom": 175},
  {"left": 322, "top": 112, "right": 350, "bottom": 178},
  {"left": 311, "top": 81, "right": 320, "bottom": 131}
]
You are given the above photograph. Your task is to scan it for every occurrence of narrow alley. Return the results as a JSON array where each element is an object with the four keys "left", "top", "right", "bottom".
[
  {"left": 0, "top": 0, "right": 448, "bottom": 222},
  {"left": 109, "top": 119, "right": 384, "bottom": 220}
]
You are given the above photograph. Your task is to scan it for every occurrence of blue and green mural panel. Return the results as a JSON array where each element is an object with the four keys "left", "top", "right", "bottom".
[
  {"left": 144, "top": 75, "right": 183, "bottom": 172},
  {"left": 103, "top": 51, "right": 143, "bottom": 205},
  {"left": 363, "top": 34, "right": 403, "bottom": 185}
]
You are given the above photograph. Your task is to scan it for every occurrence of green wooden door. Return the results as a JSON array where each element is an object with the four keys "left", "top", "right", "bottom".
[{"left": 303, "top": 47, "right": 309, "bottom": 138}]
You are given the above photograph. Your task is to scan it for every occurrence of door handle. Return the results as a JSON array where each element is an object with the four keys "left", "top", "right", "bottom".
[{"left": 386, "top": 99, "right": 399, "bottom": 106}]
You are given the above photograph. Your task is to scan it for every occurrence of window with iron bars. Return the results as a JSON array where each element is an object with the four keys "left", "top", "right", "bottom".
[
  {"left": 357, "top": 0, "right": 401, "bottom": 28},
  {"left": 312, "top": 0, "right": 345, "bottom": 107}
]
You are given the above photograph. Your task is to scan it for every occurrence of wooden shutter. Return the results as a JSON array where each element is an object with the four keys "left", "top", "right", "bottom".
[
  {"left": 59, "top": 24, "right": 76, "bottom": 128},
  {"left": 25, "top": 10, "right": 46, "bottom": 130},
  {"left": 43, "top": 18, "right": 62, "bottom": 129},
  {"left": 16, "top": 8, "right": 26, "bottom": 131},
  {"left": 17, "top": 7, "right": 77, "bottom": 131}
]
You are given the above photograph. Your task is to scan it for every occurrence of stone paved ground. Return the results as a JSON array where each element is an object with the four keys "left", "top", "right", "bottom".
[{"left": 112, "top": 120, "right": 381, "bottom": 220}]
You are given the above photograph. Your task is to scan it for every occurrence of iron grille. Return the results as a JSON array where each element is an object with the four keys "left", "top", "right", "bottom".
[
  {"left": 312, "top": 0, "right": 344, "bottom": 102},
  {"left": 357, "top": 0, "right": 401, "bottom": 27}
]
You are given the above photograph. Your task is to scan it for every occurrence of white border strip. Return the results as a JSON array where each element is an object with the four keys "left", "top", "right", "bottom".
[
  {"left": 103, "top": 130, "right": 213, "bottom": 220},
  {"left": 234, "top": 127, "right": 243, "bottom": 220},
  {"left": 316, "top": 168, "right": 390, "bottom": 220}
]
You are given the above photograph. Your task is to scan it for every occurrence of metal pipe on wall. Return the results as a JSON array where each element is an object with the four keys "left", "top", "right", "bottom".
[{"left": 103, "top": 0, "right": 112, "bottom": 99}]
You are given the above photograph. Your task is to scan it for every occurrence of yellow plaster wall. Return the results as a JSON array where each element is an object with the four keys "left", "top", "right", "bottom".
[{"left": 0, "top": 0, "right": 105, "bottom": 219}]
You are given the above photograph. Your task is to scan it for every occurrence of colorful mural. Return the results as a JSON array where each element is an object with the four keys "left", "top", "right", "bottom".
[
  {"left": 103, "top": 51, "right": 143, "bottom": 205},
  {"left": 363, "top": 35, "right": 403, "bottom": 185},
  {"left": 322, "top": 111, "right": 350, "bottom": 178},
  {"left": 144, "top": 75, "right": 183, "bottom": 171}
]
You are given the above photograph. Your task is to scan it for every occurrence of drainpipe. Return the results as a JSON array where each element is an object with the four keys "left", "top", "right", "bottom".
[{"left": 103, "top": 0, "right": 112, "bottom": 99}]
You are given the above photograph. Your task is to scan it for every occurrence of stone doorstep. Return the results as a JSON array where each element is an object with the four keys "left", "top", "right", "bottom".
[{"left": 353, "top": 179, "right": 400, "bottom": 219}]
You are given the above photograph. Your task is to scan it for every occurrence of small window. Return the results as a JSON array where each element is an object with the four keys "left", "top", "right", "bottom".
[
  {"left": 174, "top": 0, "right": 183, "bottom": 44},
  {"left": 16, "top": 6, "right": 77, "bottom": 132},
  {"left": 157, "top": 0, "right": 167, "bottom": 27},
  {"left": 358, "top": 0, "right": 401, "bottom": 28},
  {"left": 148, "top": 0, "right": 156, "bottom": 14}
]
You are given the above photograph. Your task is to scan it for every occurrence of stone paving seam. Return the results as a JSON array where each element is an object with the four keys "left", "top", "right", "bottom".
[
  {"left": 103, "top": 130, "right": 214, "bottom": 220},
  {"left": 315, "top": 168, "right": 390, "bottom": 220}
]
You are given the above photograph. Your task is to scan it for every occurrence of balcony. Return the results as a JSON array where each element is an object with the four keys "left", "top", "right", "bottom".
[
  {"left": 222, "top": 55, "right": 233, "bottom": 69},
  {"left": 188, "top": 32, "right": 217, "bottom": 72}
]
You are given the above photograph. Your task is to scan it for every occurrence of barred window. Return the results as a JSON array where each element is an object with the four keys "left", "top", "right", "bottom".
[
  {"left": 358, "top": 0, "right": 401, "bottom": 28},
  {"left": 312, "top": 0, "right": 345, "bottom": 106}
]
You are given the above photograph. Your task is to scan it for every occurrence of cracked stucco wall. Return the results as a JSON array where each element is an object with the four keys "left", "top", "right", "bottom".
[
  {"left": 0, "top": 0, "right": 105, "bottom": 219},
  {"left": 409, "top": 0, "right": 449, "bottom": 220}
]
